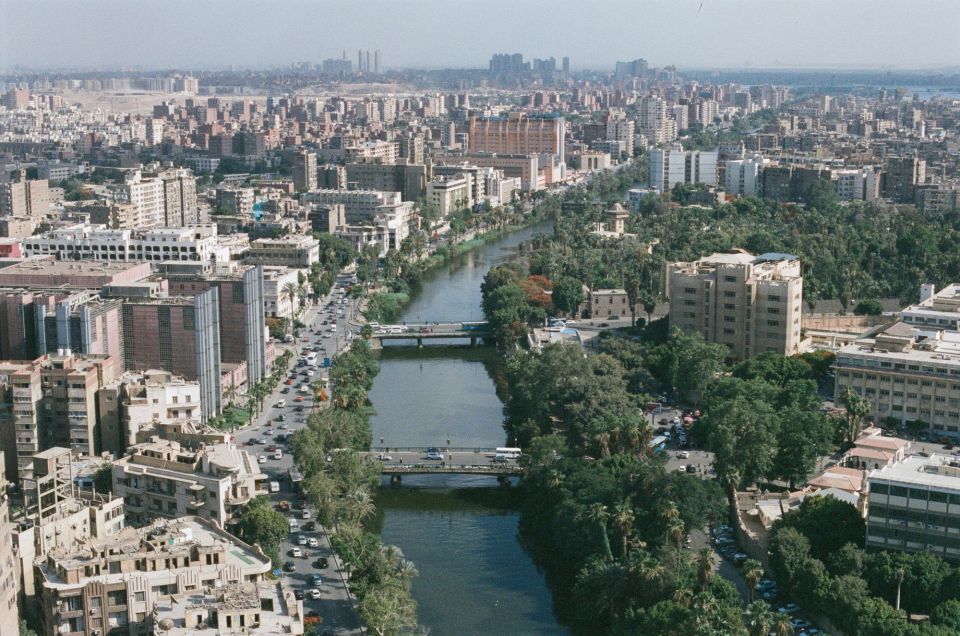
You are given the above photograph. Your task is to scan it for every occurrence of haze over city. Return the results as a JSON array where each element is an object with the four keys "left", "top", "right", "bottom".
[{"left": 2, "top": 0, "right": 959, "bottom": 71}]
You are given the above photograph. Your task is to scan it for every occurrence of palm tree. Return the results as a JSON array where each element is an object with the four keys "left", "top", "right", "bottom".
[
  {"left": 743, "top": 559, "right": 764, "bottom": 603},
  {"left": 666, "top": 516, "right": 685, "bottom": 552},
  {"left": 672, "top": 587, "right": 693, "bottom": 609},
  {"left": 773, "top": 613, "right": 794, "bottom": 636},
  {"left": 744, "top": 600, "right": 776, "bottom": 636},
  {"left": 349, "top": 490, "right": 376, "bottom": 522},
  {"left": 282, "top": 282, "right": 299, "bottom": 331},
  {"left": 611, "top": 503, "right": 635, "bottom": 558},
  {"left": 695, "top": 547, "right": 714, "bottom": 592},
  {"left": 580, "top": 503, "right": 613, "bottom": 561},
  {"left": 224, "top": 381, "right": 238, "bottom": 408}
]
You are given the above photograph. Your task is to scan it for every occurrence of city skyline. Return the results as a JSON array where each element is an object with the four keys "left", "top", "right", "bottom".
[{"left": 1, "top": 0, "right": 958, "bottom": 72}]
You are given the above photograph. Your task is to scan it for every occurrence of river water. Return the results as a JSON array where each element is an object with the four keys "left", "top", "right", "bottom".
[{"left": 367, "top": 221, "right": 569, "bottom": 635}]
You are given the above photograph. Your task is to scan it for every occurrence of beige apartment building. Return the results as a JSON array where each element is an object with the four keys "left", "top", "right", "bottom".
[
  {"left": 112, "top": 439, "right": 265, "bottom": 527},
  {"left": 35, "top": 516, "right": 273, "bottom": 636},
  {"left": 244, "top": 235, "right": 320, "bottom": 268},
  {"left": 0, "top": 453, "right": 19, "bottom": 636},
  {"left": 834, "top": 285, "right": 960, "bottom": 439},
  {"left": 667, "top": 250, "right": 803, "bottom": 360},
  {"left": 152, "top": 582, "right": 303, "bottom": 635}
]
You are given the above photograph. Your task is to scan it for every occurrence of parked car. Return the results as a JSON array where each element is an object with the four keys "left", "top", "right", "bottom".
[
  {"left": 297, "top": 535, "right": 307, "bottom": 546},
  {"left": 308, "top": 537, "right": 319, "bottom": 548},
  {"left": 303, "top": 521, "right": 316, "bottom": 531},
  {"left": 283, "top": 561, "right": 296, "bottom": 572},
  {"left": 293, "top": 589, "right": 304, "bottom": 600},
  {"left": 289, "top": 547, "right": 303, "bottom": 558},
  {"left": 314, "top": 557, "right": 329, "bottom": 569},
  {"left": 311, "top": 574, "right": 323, "bottom": 587},
  {"left": 309, "top": 588, "right": 322, "bottom": 600}
]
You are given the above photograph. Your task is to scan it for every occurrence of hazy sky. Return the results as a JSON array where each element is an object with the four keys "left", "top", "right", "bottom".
[{"left": 1, "top": 0, "right": 958, "bottom": 71}]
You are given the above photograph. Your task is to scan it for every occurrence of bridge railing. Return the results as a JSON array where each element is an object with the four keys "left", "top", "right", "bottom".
[
  {"left": 379, "top": 464, "right": 524, "bottom": 473},
  {"left": 367, "top": 447, "right": 499, "bottom": 453}
]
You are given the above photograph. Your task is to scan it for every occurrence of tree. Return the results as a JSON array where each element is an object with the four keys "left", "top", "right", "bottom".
[
  {"left": 94, "top": 464, "right": 113, "bottom": 494},
  {"left": 360, "top": 324, "right": 373, "bottom": 340},
  {"left": 551, "top": 276, "right": 585, "bottom": 317},
  {"left": 359, "top": 581, "right": 418, "bottom": 636},
  {"left": 235, "top": 496, "right": 289, "bottom": 563},
  {"left": 743, "top": 559, "right": 764, "bottom": 603},
  {"left": 282, "top": 282, "right": 300, "bottom": 330},
  {"left": 581, "top": 503, "right": 613, "bottom": 561},
  {"left": 839, "top": 387, "right": 871, "bottom": 446},
  {"left": 744, "top": 600, "right": 776, "bottom": 636},
  {"left": 931, "top": 599, "right": 960, "bottom": 631},
  {"left": 774, "top": 494, "right": 865, "bottom": 564},
  {"left": 854, "top": 298, "right": 884, "bottom": 316},
  {"left": 696, "top": 547, "right": 714, "bottom": 592}
]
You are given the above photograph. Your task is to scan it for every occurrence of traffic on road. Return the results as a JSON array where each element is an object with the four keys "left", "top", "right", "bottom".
[{"left": 233, "top": 272, "right": 363, "bottom": 635}]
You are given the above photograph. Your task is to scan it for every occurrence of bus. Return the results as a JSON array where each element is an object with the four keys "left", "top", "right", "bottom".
[
  {"left": 305, "top": 352, "right": 318, "bottom": 366},
  {"left": 647, "top": 436, "right": 668, "bottom": 453},
  {"left": 495, "top": 447, "right": 522, "bottom": 459}
]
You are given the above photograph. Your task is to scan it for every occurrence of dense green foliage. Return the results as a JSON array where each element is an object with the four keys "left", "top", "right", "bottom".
[
  {"left": 289, "top": 341, "right": 418, "bottom": 635},
  {"left": 234, "top": 495, "right": 289, "bottom": 565},
  {"left": 769, "top": 498, "right": 960, "bottom": 636},
  {"left": 503, "top": 342, "right": 734, "bottom": 634}
]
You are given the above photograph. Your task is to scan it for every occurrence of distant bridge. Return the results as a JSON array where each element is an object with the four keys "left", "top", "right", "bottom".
[
  {"left": 370, "top": 322, "right": 491, "bottom": 348},
  {"left": 358, "top": 448, "right": 523, "bottom": 481}
]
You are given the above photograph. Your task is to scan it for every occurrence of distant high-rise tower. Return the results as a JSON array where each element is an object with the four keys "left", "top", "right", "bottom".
[
  {"left": 562, "top": 57, "right": 570, "bottom": 73},
  {"left": 366, "top": 50, "right": 371, "bottom": 73},
  {"left": 374, "top": 50, "right": 381, "bottom": 73},
  {"left": 358, "top": 49, "right": 363, "bottom": 72}
]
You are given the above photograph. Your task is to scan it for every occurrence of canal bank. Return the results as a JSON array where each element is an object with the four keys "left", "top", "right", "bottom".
[{"left": 366, "top": 219, "right": 569, "bottom": 634}]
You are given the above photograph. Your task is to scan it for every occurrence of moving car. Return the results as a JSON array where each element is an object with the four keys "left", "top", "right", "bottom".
[
  {"left": 309, "top": 588, "right": 322, "bottom": 600},
  {"left": 425, "top": 451, "right": 444, "bottom": 460},
  {"left": 311, "top": 574, "right": 323, "bottom": 587},
  {"left": 289, "top": 547, "right": 303, "bottom": 558},
  {"left": 308, "top": 537, "right": 319, "bottom": 548}
]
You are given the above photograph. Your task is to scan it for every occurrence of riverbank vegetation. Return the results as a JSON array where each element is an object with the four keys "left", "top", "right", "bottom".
[{"left": 290, "top": 341, "right": 420, "bottom": 635}]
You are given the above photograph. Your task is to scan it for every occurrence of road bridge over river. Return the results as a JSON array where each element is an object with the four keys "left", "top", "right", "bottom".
[
  {"left": 370, "top": 322, "right": 491, "bottom": 348},
  {"left": 359, "top": 447, "right": 523, "bottom": 481}
]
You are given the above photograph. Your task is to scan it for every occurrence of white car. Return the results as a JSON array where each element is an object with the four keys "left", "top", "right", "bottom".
[
  {"left": 309, "top": 588, "right": 322, "bottom": 600},
  {"left": 308, "top": 537, "right": 319, "bottom": 548},
  {"left": 257, "top": 455, "right": 267, "bottom": 464},
  {"left": 290, "top": 547, "right": 303, "bottom": 558},
  {"left": 678, "top": 451, "right": 690, "bottom": 459},
  {"left": 297, "top": 535, "right": 307, "bottom": 546},
  {"left": 301, "top": 510, "right": 311, "bottom": 519}
]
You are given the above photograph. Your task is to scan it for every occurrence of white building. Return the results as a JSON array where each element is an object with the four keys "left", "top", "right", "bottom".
[
  {"left": 835, "top": 167, "right": 881, "bottom": 202},
  {"left": 262, "top": 266, "right": 301, "bottom": 319},
  {"left": 21, "top": 223, "right": 231, "bottom": 263},
  {"left": 245, "top": 235, "right": 320, "bottom": 268},
  {"left": 303, "top": 189, "right": 412, "bottom": 223},
  {"left": 649, "top": 148, "right": 718, "bottom": 192},
  {"left": 427, "top": 174, "right": 473, "bottom": 218},
  {"left": 867, "top": 454, "right": 960, "bottom": 560},
  {"left": 112, "top": 439, "right": 266, "bottom": 527},
  {"left": 153, "top": 582, "right": 303, "bottom": 636},
  {"left": 110, "top": 171, "right": 165, "bottom": 228},
  {"left": 724, "top": 156, "right": 766, "bottom": 197}
]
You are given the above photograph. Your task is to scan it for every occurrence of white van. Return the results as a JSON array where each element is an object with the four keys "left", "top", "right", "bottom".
[
  {"left": 288, "top": 518, "right": 299, "bottom": 532},
  {"left": 269, "top": 481, "right": 280, "bottom": 493},
  {"left": 276, "top": 399, "right": 286, "bottom": 408},
  {"left": 274, "top": 450, "right": 283, "bottom": 460}
]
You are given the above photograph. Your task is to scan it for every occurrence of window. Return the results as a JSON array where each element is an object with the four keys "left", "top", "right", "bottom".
[{"left": 135, "top": 591, "right": 145, "bottom": 603}]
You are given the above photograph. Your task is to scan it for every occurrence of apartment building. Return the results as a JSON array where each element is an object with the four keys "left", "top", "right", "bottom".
[
  {"left": 344, "top": 161, "right": 429, "bottom": 201},
  {"left": 468, "top": 113, "right": 565, "bottom": 163},
  {"left": 835, "top": 167, "right": 881, "bottom": 202},
  {"left": 302, "top": 188, "right": 413, "bottom": 225},
  {"left": 637, "top": 96, "right": 677, "bottom": 144},
  {"left": 649, "top": 148, "right": 718, "bottom": 192},
  {"left": 97, "top": 370, "right": 203, "bottom": 456},
  {"left": 244, "top": 235, "right": 320, "bottom": 268},
  {"left": 215, "top": 187, "right": 255, "bottom": 217},
  {"left": 883, "top": 155, "right": 926, "bottom": 204},
  {"left": 144, "top": 166, "right": 200, "bottom": 227},
  {"left": 35, "top": 516, "right": 272, "bottom": 636},
  {"left": 161, "top": 264, "right": 266, "bottom": 389},
  {"left": 291, "top": 150, "right": 317, "bottom": 192},
  {"left": 119, "top": 292, "right": 221, "bottom": 421},
  {"left": 153, "top": 582, "right": 303, "bottom": 636},
  {"left": 0, "top": 454, "right": 18, "bottom": 636},
  {"left": 667, "top": 250, "right": 803, "bottom": 360},
  {"left": 867, "top": 454, "right": 960, "bottom": 561},
  {"left": 112, "top": 439, "right": 264, "bottom": 527},
  {"left": 16, "top": 448, "right": 126, "bottom": 610},
  {"left": 0, "top": 178, "right": 50, "bottom": 219},
  {"left": 605, "top": 113, "right": 635, "bottom": 157},
  {"left": 258, "top": 267, "right": 299, "bottom": 321},
  {"left": 724, "top": 156, "right": 765, "bottom": 197},
  {"left": 21, "top": 224, "right": 231, "bottom": 263},
  {"left": 426, "top": 174, "right": 473, "bottom": 218},
  {"left": 109, "top": 172, "right": 165, "bottom": 229}
]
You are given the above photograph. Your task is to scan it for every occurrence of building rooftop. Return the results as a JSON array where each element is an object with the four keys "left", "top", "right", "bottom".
[
  {"left": 152, "top": 582, "right": 303, "bottom": 636},
  {"left": 38, "top": 516, "right": 271, "bottom": 589},
  {"left": 869, "top": 454, "right": 960, "bottom": 490}
]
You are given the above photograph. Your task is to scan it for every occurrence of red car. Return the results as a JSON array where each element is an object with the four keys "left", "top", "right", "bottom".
[
  {"left": 284, "top": 379, "right": 293, "bottom": 385},
  {"left": 294, "top": 396, "right": 305, "bottom": 402}
]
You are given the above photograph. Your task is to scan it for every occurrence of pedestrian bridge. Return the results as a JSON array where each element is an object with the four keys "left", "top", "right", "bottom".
[
  {"left": 370, "top": 322, "right": 491, "bottom": 348},
  {"left": 358, "top": 447, "right": 523, "bottom": 480}
]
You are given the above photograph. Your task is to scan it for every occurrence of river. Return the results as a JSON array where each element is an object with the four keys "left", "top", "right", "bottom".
[{"left": 367, "top": 220, "right": 569, "bottom": 635}]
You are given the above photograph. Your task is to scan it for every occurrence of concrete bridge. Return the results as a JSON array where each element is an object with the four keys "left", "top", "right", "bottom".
[
  {"left": 359, "top": 447, "right": 523, "bottom": 482},
  {"left": 369, "top": 322, "right": 491, "bottom": 348}
]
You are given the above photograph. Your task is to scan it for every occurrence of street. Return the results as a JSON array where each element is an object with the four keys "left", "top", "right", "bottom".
[{"left": 232, "top": 272, "right": 363, "bottom": 635}]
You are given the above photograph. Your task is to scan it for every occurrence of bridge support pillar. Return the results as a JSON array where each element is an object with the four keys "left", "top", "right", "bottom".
[
  {"left": 390, "top": 474, "right": 402, "bottom": 485},
  {"left": 470, "top": 336, "right": 477, "bottom": 346},
  {"left": 417, "top": 337, "right": 423, "bottom": 348}
]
